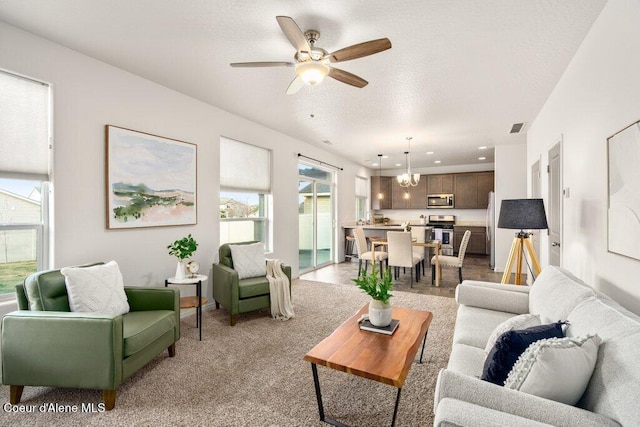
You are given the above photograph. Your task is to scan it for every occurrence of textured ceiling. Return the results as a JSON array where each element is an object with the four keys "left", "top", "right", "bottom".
[{"left": 0, "top": 0, "right": 607, "bottom": 170}]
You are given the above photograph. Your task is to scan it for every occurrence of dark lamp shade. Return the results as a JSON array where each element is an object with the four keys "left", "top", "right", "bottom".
[{"left": 498, "top": 199, "right": 549, "bottom": 230}]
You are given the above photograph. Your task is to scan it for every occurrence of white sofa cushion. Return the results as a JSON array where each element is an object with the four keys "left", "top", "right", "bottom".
[
  {"left": 61, "top": 261, "right": 129, "bottom": 315},
  {"left": 453, "top": 305, "right": 515, "bottom": 349},
  {"left": 504, "top": 335, "right": 600, "bottom": 405},
  {"left": 529, "top": 266, "right": 594, "bottom": 323},
  {"left": 447, "top": 343, "right": 486, "bottom": 378}
]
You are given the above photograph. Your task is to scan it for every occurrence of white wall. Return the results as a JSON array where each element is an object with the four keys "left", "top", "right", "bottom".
[
  {"left": 0, "top": 22, "right": 367, "bottom": 312},
  {"left": 528, "top": 0, "right": 640, "bottom": 314},
  {"left": 494, "top": 144, "right": 528, "bottom": 273}
]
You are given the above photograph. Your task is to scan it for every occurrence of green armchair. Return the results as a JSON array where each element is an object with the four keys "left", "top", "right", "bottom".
[
  {"left": 1, "top": 263, "right": 180, "bottom": 410},
  {"left": 212, "top": 241, "right": 291, "bottom": 326}
]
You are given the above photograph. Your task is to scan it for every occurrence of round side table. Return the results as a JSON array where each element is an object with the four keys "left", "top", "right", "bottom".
[{"left": 165, "top": 274, "right": 208, "bottom": 341}]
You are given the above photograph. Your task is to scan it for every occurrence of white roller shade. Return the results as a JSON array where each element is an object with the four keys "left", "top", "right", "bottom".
[
  {"left": 0, "top": 71, "right": 50, "bottom": 180},
  {"left": 355, "top": 176, "right": 368, "bottom": 197},
  {"left": 220, "top": 137, "right": 271, "bottom": 192}
]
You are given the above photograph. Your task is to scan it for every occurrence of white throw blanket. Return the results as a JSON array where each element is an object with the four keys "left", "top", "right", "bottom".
[{"left": 266, "top": 259, "right": 294, "bottom": 320}]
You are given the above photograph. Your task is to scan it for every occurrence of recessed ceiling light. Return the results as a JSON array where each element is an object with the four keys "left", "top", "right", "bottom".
[
  {"left": 395, "top": 163, "right": 402, "bottom": 167},
  {"left": 372, "top": 162, "right": 379, "bottom": 166},
  {"left": 434, "top": 160, "right": 441, "bottom": 164},
  {"left": 426, "top": 151, "right": 434, "bottom": 155},
  {"left": 478, "top": 156, "right": 486, "bottom": 160},
  {"left": 382, "top": 155, "right": 389, "bottom": 159},
  {"left": 479, "top": 146, "right": 487, "bottom": 150}
]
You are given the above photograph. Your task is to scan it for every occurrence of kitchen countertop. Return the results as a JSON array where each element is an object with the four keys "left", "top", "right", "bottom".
[
  {"left": 342, "top": 224, "right": 431, "bottom": 229},
  {"left": 343, "top": 221, "right": 486, "bottom": 229}
]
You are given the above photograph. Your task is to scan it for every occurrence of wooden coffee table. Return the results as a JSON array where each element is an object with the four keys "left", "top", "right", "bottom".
[{"left": 304, "top": 304, "right": 433, "bottom": 426}]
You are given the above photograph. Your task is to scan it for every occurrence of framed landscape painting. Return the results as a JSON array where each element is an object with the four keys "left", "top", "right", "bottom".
[
  {"left": 106, "top": 125, "right": 197, "bottom": 229},
  {"left": 608, "top": 119, "right": 640, "bottom": 259}
]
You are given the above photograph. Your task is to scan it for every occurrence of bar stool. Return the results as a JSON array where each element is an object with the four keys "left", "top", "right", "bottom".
[
  {"left": 345, "top": 235, "right": 356, "bottom": 259},
  {"left": 367, "top": 236, "right": 383, "bottom": 251}
]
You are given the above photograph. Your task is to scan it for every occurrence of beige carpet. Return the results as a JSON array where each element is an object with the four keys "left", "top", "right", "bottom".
[{"left": 1, "top": 279, "right": 457, "bottom": 426}]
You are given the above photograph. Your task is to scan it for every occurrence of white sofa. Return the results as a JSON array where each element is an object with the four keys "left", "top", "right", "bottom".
[{"left": 433, "top": 266, "right": 640, "bottom": 427}]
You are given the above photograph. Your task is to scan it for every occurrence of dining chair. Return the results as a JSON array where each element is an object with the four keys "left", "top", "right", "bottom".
[
  {"left": 353, "top": 227, "right": 388, "bottom": 277},
  {"left": 432, "top": 229, "right": 471, "bottom": 284},
  {"left": 387, "top": 231, "right": 422, "bottom": 288},
  {"left": 410, "top": 227, "right": 426, "bottom": 275}
]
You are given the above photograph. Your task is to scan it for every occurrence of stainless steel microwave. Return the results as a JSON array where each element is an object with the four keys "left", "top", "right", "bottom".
[{"left": 427, "top": 194, "right": 454, "bottom": 208}]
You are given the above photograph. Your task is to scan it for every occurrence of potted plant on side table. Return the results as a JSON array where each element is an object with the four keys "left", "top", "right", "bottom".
[
  {"left": 167, "top": 234, "right": 198, "bottom": 280},
  {"left": 353, "top": 264, "right": 394, "bottom": 327}
]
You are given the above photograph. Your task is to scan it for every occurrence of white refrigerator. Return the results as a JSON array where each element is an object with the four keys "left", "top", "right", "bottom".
[{"left": 486, "top": 191, "right": 496, "bottom": 270}]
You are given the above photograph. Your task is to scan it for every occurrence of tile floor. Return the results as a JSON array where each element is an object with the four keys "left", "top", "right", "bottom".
[{"left": 300, "top": 254, "right": 511, "bottom": 298}]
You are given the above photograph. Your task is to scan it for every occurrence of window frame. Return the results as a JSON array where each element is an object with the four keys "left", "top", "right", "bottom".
[
  {"left": 219, "top": 190, "right": 271, "bottom": 250},
  {"left": 0, "top": 69, "right": 53, "bottom": 300}
]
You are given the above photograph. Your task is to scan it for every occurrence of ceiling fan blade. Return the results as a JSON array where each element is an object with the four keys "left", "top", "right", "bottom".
[
  {"left": 330, "top": 38, "right": 392, "bottom": 63},
  {"left": 230, "top": 61, "right": 295, "bottom": 68},
  {"left": 328, "top": 67, "right": 368, "bottom": 88},
  {"left": 276, "top": 16, "right": 310, "bottom": 53},
  {"left": 286, "top": 76, "right": 305, "bottom": 95}
]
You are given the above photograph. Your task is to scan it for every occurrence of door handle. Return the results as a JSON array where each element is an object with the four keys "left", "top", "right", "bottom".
[{"left": 551, "top": 242, "right": 560, "bottom": 247}]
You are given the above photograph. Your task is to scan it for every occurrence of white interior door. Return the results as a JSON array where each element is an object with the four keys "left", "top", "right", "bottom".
[{"left": 548, "top": 142, "right": 562, "bottom": 266}]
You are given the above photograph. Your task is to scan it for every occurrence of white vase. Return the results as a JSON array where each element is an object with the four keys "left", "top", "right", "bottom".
[
  {"left": 175, "top": 260, "right": 186, "bottom": 280},
  {"left": 369, "top": 299, "right": 392, "bottom": 327}
]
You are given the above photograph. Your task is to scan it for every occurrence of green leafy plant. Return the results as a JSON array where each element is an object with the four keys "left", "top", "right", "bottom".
[
  {"left": 167, "top": 234, "right": 198, "bottom": 260},
  {"left": 352, "top": 264, "right": 394, "bottom": 304}
]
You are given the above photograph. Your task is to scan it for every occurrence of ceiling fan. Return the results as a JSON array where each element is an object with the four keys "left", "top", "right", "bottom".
[{"left": 230, "top": 16, "right": 392, "bottom": 94}]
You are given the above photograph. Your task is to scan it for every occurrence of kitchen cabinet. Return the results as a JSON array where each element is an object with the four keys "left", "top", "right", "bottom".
[
  {"left": 476, "top": 172, "right": 494, "bottom": 209},
  {"left": 453, "top": 171, "right": 494, "bottom": 209},
  {"left": 427, "top": 174, "right": 454, "bottom": 195},
  {"left": 454, "top": 226, "right": 488, "bottom": 255},
  {"left": 372, "top": 171, "right": 493, "bottom": 210},
  {"left": 391, "top": 178, "right": 410, "bottom": 209},
  {"left": 371, "top": 176, "right": 392, "bottom": 210},
  {"left": 409, "top": 176, "right": 427, "bottom": 209},
  {"left": 390, "top": 175, "right": 427, "bottom": 209}
]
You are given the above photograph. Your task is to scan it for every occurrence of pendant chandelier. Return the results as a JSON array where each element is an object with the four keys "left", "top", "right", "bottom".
[{"left": 397, "top": 137, "right": 420, "bottom": 187}]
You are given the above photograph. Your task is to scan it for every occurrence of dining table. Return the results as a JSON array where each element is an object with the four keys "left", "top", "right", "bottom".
[{"left": 371, "top": 239, "right": 443, "bottom": 287}]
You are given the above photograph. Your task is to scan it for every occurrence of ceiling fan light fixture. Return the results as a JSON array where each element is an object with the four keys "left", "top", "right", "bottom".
[{"left": 296, "top": 61, "right": 329, "bottom": 85}]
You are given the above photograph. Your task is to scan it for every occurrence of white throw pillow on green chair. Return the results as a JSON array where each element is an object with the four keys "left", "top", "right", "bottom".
[
  {"left": 61, "top": 261, "right": 130, "bottom": 315},
  {"left": 229, "top": 243, "right": 266, "bottom": 279}
]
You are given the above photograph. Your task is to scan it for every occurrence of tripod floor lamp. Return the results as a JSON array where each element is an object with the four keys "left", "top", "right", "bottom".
[{"left": 498, "top": 199, "right": 549, "bottom": 285}]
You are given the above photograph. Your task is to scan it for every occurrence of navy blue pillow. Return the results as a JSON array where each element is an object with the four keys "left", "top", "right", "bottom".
[{"left": 481, "top": 321, "right": 566, "bottom": 386}]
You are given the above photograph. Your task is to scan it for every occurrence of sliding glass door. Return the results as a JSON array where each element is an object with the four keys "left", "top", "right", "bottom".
[{"left": 298, "top": 163, "right": 334, "bottom": 273}]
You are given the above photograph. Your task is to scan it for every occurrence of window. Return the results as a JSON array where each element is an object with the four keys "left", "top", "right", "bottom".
[
  {"left": 355, "top": 176, "right": 368, "bottom": 222},
  {"left": 0, "top": 70, "right": 52, "bottom": 297},
  {"left": 219, "top": 138, "right": 271, "bottom": 248},
  {"left": 220, "top": 191, "right": 269, "bottom": 245}
]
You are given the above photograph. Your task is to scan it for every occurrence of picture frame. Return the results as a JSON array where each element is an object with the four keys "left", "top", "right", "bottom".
[
  {"left": 105, "top": 125, "right": 197, "bottom": 229},
  {"left": 607, "top": 119, "right": 640, "bottom": 259}
]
